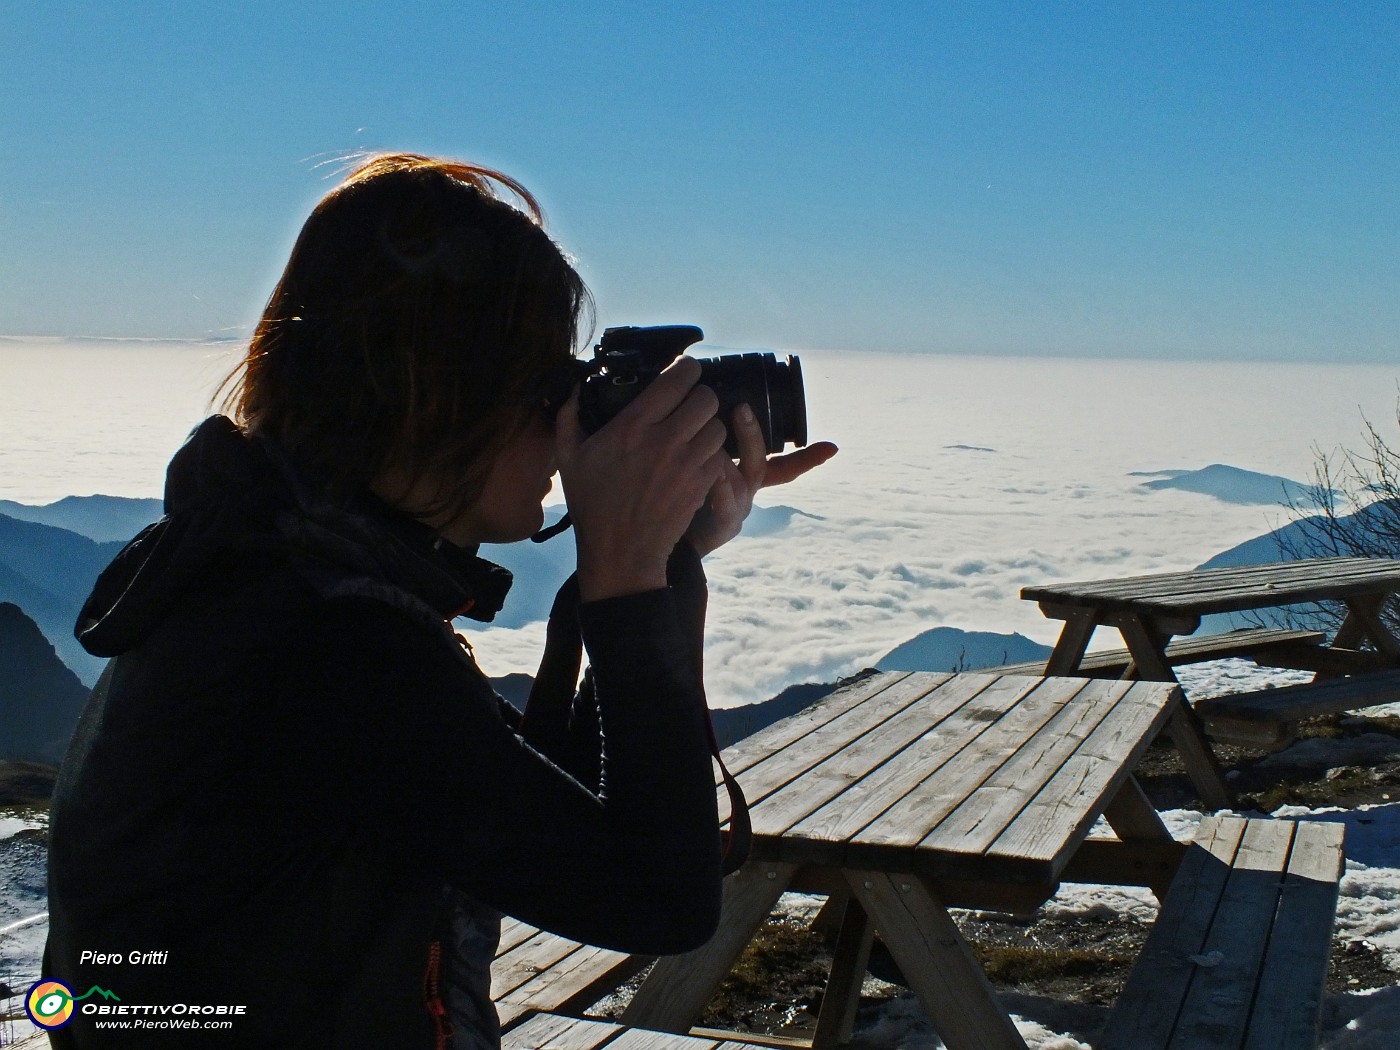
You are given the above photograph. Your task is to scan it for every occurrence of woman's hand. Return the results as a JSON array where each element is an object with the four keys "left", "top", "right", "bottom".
[
  {"left": 556, "top": 357, "right": 732, "bottom": 601},
  {"left": 685, "top": 404, "right": 839, "bottom": 557}
]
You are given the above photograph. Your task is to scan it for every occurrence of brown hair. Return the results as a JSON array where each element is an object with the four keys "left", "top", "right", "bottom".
[{"left": 221, "top": 152, "right": 591, "bottom": 517}]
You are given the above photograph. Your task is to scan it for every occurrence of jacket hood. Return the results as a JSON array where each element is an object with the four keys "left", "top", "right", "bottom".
[{"left": 76, "top": 416, "right": 513, "bottom": 657}]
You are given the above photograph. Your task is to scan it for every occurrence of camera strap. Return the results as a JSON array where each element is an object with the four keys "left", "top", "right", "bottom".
[
  {"left": 529, "top": 573, "right": 751, "bottom": 877},
  {"left": 530, "top": 513, "right": 573, "bottom": 543}
]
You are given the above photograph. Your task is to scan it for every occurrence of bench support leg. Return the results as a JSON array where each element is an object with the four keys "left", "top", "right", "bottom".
[{"left": 847, "top": 871, "right": 1029, "bottom": 1050}]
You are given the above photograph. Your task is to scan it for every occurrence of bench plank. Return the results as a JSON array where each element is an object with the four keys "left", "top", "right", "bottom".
[
  {"left": 493, "top": 927, "right": 591, "bottom": 1000},
  {"left": 1200, "top": 668, "right": 1400, "bottom": 726},
  {"left": 1170, "top": 818, "right": 1296, "bottom": 1048},
  {"left": 497, "top": 943, "right": 647, "bottom": 1029},
  {"left": 1244, "top": 820, "right": 1345, "bottom": 1050},
  {"left": 503, "top": 1014, "right": 761, "bottom": 1050},
  {"left": 1098, "top": 814, "right": 1344, "bottom": 1050},
  {"left": 504, "top": 1012, "right": 624, "bottom": 1049}
]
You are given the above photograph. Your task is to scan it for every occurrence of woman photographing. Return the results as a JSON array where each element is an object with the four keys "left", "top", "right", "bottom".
[{"left": 43, "top": 153, "right": 835, "bottom": 1048}]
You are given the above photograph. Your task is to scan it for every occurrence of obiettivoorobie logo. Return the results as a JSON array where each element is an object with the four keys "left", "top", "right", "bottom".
[{"left": 25, "top": 980, "right": 120, "bottom": 1030}]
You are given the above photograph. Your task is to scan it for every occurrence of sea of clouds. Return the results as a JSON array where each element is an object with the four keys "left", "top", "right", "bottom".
[
  {"left": 467, "top": 350, "right": 1400, "bottom": 706},
  {"left": 3, "top": 339, "right": 1398, "bottom": 707}
]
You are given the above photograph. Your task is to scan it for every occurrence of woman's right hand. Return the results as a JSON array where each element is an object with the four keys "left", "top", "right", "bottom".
[{"left": 555, "top": 356, "right": 729, "bottom": 601}]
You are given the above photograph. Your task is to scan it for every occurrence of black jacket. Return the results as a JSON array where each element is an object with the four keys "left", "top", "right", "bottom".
[{"left": 43, "top": 417, "right": 723, "bottom": 1048}]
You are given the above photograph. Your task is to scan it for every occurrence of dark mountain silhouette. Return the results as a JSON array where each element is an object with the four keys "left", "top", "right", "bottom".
[
  {"left": 0, "top": 514, "right": 119, "bottom": 684},
  {"left": 708, "top": 679, "right": 849, "bottom": 749},
  {"left": 875, "top": 626, "right": 1051, "bottom": 673},
  {"left": 0, "top": 759, "right": 59, "bottom": 805},
  {"left": 1199, "top": 498, "right": 1400, "bottom": 570},
  {"left": 1193, "top": 498, "right": 1400, "bottom": 634},
  {"left": 0, "top": 603, "right": 89, "bottom": 764},
  {"left": 0, "top": 495, "right": 162, "bottom": 543},
  {"left": 491, "top": 669, "right": 871, "bottom": 751}
]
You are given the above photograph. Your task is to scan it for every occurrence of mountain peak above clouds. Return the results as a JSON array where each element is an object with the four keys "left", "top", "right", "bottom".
[
  {"left": 876, "top": 626, "right": 1050, "bottom": 673},
  {"left": 1132, "top": 464, "right": 1320, "bottom": 507}
]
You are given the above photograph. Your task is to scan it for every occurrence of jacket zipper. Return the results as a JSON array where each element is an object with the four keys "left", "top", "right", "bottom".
[{"left": 424, "top": 939, "right": 453, "bottom": 1050}]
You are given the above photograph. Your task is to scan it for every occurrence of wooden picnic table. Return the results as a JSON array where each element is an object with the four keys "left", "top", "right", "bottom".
[
  {"left": 1021, "top": 556, "right": 1400, "bottom": 807},
  {"left": 620, "top": 669, "right": 1186, "bottom": 1050}
]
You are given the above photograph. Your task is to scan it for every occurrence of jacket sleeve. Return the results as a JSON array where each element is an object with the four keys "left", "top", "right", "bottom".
[
  {"left": 297, "top": 555, "right": 721, "bottom": 956},
  {"left": 518, "top": 541, "right": 709, "bottom": 791}
]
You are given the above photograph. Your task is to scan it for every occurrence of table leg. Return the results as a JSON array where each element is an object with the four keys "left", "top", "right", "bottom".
[
  {"left": 621, "top": 861, "right": 798, "bottom": 1033},
  {"left": 812, "top": 895, "right": 874, "bottom": 1049},
  {"left": 1101, "top": 776, "right": 1182, "bottom": 899},
  {"left": 1340, "top": 595, "right": 1400, "bottom": 661},
  {"left": 847, "top": 871, "right": 1029, "bottom": 1050},
  {"left": 1117, "top": 613, "right": 1232, "bottom": 811}
]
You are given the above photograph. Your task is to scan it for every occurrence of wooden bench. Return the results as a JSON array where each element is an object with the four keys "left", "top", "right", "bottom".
[
  {"left": 1098, "top": 814, "right": 1345, "bottom": 1050},
  {"left": 993, "top": 627, "right": 1326, "bottom": 678},
  {"left": 493, "top": 918, "right": 649, "bottom": 1031},
  {"left": 504, "top": 1012, "right": 759, "bottom": 1049},
  {"left": 1197, "top": 667, "right": 1400, "bottom": 747}
]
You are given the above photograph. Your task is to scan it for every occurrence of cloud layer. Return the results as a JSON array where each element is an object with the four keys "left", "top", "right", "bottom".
[{"left": 472, "top": 350, "right": 1400, "bottom": 706}]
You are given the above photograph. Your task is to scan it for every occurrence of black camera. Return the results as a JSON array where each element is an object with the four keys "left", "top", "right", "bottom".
[{"left": 573, "top": 325, "right": 808, "bottom": 456}]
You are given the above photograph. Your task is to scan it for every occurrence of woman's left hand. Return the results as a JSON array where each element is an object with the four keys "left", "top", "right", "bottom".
[{"left": 685, "top": 402, "right": 839, "bottom": 557}]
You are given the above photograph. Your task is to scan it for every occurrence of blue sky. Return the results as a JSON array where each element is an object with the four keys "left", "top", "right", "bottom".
[{"left": 1, "top": 1, "right": 1396, "bottom": 360}]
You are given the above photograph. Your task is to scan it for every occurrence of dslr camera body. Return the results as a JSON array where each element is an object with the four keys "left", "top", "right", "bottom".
[{"left": 573, "top": 325, "right": 807, "bottom": 456}]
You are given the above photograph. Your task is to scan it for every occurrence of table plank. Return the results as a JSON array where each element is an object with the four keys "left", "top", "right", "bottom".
[
  {"left": 745, "top": 673, "right": 1014, "bottom": 839},
  {"left": 717, "top": 672, "right": 947, "bottom": 825},
  {"left": 1023, "top": 557, "right": 1400, "bottom": 617},
  {"left": 921, "top": 678, "right": 1134, "bottom": 856},
  {"left": 777, "top": 675, "right": 1048, "bottom": 866},
  {"left": 1024, "top": 557, "right": 1397, "bottom": 602},
  {"left": 719, "top": 671, "right": 920, "bottom": 776},
  {"left": 841, "top": 676, "right": 1092, "bottom": 874},
  {"left": 983, "top": 681, "right": 1181, "bottom": 878}
]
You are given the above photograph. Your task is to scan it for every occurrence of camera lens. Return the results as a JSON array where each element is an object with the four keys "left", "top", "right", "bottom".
[{"left": 698, "top": 352, "right": 808, "bottom": 456}]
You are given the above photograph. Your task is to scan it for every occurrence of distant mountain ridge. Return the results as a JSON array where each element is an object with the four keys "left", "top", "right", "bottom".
[
  {"left": 0, "top": 495, "right": 163, "bottom": 542},
  {"left": 1133, "top": 464, "right": 1320, "bottom": 507}
]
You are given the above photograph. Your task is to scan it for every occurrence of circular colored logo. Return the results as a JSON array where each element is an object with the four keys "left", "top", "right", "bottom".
[{"left": 26, "top": 980, "right": 76, "bottom": 1029}]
